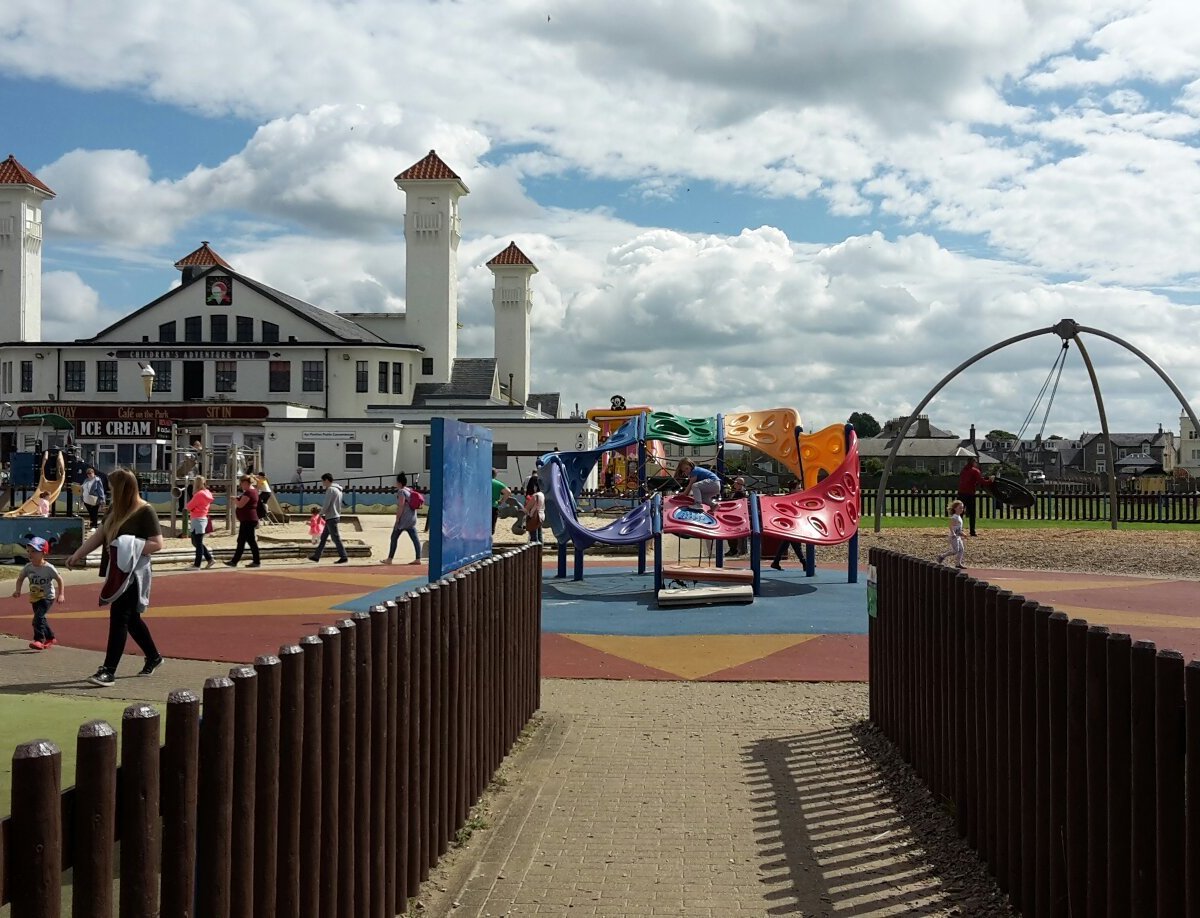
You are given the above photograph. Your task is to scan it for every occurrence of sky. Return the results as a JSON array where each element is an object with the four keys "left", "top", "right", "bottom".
[{"left": 4, "top": 0, "right": 1200, "bottom": 440}]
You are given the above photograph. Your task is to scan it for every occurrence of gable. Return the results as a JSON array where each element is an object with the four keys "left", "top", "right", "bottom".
[{"left": 87, "top": 268, "right": 387, "bottom": 344}]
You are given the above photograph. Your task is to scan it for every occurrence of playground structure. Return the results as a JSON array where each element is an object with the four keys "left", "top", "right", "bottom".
[
  {"left": 540, "top": 406, "right": 860, "bottom": 606},
  {"left": 3, "top": 449, "right": 65, "bottom": 518},
  {"left": 168, "top": 430, "right": 289, "bottom": 537}
]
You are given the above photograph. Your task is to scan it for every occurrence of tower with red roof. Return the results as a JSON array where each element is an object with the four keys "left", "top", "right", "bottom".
[
  {"left": 0, "top": 155, "right": 56, "bottom": 342},
  {"left": 488, "top": 242, "right": 538, "bottom": 406},
  {"left": 394, "top": 150, "right": 469, "bottom": 386}
]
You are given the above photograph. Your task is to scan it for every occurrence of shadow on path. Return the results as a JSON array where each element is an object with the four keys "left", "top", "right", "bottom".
[{"left": 745, "top": 722, "right": 1013, "bottom": 916}]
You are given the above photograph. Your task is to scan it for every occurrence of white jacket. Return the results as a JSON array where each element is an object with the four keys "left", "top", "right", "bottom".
[{"left": 101, "top": 534, "right": 153, "bottom": 612}]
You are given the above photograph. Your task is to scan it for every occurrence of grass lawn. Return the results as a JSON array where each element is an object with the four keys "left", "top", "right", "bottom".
[{"left": 0, "top": 693, "right": 164, "bottom": 814}]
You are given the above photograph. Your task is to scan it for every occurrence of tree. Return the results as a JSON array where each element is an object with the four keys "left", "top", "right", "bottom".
[
  {"left": 986, "top": 429, "right": 1017, "bottom": 441},
  {"left": 848, "top": 412, "right": 881, "bottom": 437}
]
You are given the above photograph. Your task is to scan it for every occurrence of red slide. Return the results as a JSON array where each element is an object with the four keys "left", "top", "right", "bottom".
[{"left": 760, "top": 432, "right": 860, "bottom": 546}]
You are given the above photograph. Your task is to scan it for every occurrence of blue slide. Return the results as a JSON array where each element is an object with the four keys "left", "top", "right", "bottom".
[{"left": 539, "top": 416, "right": 654, "bottom": 580}]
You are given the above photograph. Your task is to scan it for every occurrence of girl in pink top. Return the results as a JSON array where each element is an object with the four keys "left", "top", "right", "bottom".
[
  {"left": 185, "top": 475, "right": 217, "bottom": 568},
  {"left": 308, "top": 506, "right": 325, "bottom": 545}
]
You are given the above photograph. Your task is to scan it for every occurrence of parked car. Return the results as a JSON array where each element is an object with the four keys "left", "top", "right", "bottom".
[{"left": 1027, "top": 469, "right": 1047, "bottom": 483}]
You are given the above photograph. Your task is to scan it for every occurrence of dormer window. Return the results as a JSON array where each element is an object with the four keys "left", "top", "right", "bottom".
[{"left": 236, "top": 316, "right": 254, "bottom": 343}]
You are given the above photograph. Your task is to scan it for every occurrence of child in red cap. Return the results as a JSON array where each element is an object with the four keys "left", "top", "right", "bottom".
[{"left": 12, "top": 537, "right": 65, "bottom": 650}]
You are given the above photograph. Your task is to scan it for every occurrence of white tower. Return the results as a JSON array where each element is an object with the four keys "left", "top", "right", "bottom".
[
  {"left": 394, "top": 151, "right": 469, "bottom": 385},
  {"left": 488, "top": 242, "right": 538, "bottom": 407},
  {"left": 0, "top": 155, "right": 55, "bottom": 342}
]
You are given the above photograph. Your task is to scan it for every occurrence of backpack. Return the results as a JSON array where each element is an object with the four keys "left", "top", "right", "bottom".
[{"left": 407, "top": 488, "right": 425, "bottom": 510}]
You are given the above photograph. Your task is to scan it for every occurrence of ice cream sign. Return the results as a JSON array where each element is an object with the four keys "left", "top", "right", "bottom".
[{"left": 76, "top": 417, "right": 173, "bottom": 440}]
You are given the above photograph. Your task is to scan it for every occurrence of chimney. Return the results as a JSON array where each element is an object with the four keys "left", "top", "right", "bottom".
[{"left": 916, "top": 415, "right": 931, "bottom": 438}]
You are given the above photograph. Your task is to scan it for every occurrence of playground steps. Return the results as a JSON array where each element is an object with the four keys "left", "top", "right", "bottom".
[
  {"left": 660, "top": 565, "right": 754, "bottom": 585},
  {"left": 657, "top": 583, "right": 755, "bottom": 606}
]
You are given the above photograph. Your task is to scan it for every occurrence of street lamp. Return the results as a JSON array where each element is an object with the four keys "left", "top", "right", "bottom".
[{"left": 140, "top": 363, "right": 156, "bottom": 401}]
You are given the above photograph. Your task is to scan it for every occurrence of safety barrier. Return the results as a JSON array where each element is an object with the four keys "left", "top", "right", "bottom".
[
  {"left": 868, "top": 547, "right": 1197, "bottom": 916},
  {"left": 0, "top": 544, "right": 542, "bottom": 917}
]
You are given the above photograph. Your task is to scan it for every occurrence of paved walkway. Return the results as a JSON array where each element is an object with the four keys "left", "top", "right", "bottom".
[{"left": 424, "top": 680, "right": 1010, "bottom": 917}]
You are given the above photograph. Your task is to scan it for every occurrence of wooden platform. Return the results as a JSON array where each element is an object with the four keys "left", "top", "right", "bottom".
[
  {"left": 657, "top": 583, "right": 755, "bottom": 606},
  {"left": 660, "top": 565, "right": 754, "bottom": 585}
]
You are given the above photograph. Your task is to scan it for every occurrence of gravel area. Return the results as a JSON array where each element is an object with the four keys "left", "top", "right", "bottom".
[{"left": 839, "top": 526, "right": 1200, "bottom": 580}]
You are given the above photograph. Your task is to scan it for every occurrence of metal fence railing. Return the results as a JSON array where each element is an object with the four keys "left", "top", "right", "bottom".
[
  {"left": 0, "top": 544, "right": 542, "bottom": 918},
  {"left": 862, "top": 488, "right": 1200, "bottom": 523},
  {"left": 868, "top": 547, "right": 1197, "bottom": 915}
]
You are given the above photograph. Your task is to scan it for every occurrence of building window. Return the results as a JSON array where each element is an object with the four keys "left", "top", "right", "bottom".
[
  {"left": 1096, "top": 461, "right": 1107, "bottom": 474},
  {"left": 1, "top": 362, "right": 10, "bottom": 393},
  {"left": 423, "top": 436, "right": 431, "bottom": 471},
  {"left": 215, "top": 360, "right": 237, "bottom": 392},
  {"left": 20, "top": 360, "right": 32, "bottom": 392},
  {"left": 262, "top": 321, "right": 279, "bottom": 343},
  {"left": 1097, "top": 442, "right": 1105, "bottom": 455},
  {"left": 392, "top": 362, "right": 403, "bottom": 394},
  {"left": 97, "top": 360, "right": 118, "bottom": 392},
  {"left": 150, "top": 359, "right": 172, "bottom": 392},
  {"left": 493, "top": 442, "right": 509, "bottom": 470},
  {"left": 297, "top": 442, "right": 315, "bottom": 469},
  {"left": 356, "top": 361, "right": 368, "bottom": 393},
  {"left": 378, "top": 361, "right": 389, "bottom": 393},
  {"left": 64, "top": 360, "right": 86, "bottom": 392},
  {"left": 236, "top": 316, "right": 254, "bottom": 343},
  {"left": 185, "top": 316, "right": 203, "bottom": 343},
  {"left": 269, "top": 360, "right": 291, "bottom": 392},
  {"left": 159, "top": 321, "right": 177, "bottom": 343},
  {"left": 345, "top": 442, "right": 364, "bottom": 470},
  {"left": 302, "top": 361, "right": 324, "bottom": 392},
  {"left": 210, "top": 314, "right": 228, "bottom": 343},
  {"left": 421, "top": 357, "right": 433, "bottom": 376}
]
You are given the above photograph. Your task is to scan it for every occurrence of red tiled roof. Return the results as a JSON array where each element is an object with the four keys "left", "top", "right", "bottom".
[
  {"left": 394, "top": 150, "right": 465, "bottom": 183},
  {"left": 0, "top": 155, "right": 55, "bottom": 196},
  {"left": 486, "top": 242, "right": 537, "bottom": 269},
  {"left": 173, "top": 241, "right": 231, "bottom": 270}
]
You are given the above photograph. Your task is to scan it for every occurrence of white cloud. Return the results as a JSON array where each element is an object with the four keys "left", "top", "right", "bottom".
[{"left": 41, "top": 271, "right": 120, "bottom": 341}]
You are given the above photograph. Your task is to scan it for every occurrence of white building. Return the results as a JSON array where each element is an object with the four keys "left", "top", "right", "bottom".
[
  {"left": 0, "top": 151, "right": 596, "bottom": 486},
  {"left": 1180, "top": 410, "right": 1199, "bottom": 477}
]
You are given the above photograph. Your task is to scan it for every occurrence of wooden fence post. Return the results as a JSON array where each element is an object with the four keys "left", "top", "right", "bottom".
[
  {"left": 197, "top": 675, "right": 236, "bottom": 918},
  {"left": 393, "top": 597, "right": 413, "bottom": 914},
  {"left": 10, "top": 740, "right": 62, "bottom": 918},
  {"left": 336, "top": 618, "right": 358, "bottom": 918},
  {"left": 1185, "top": 660, "right": 1200, "bottom": 918},
  {"left": 1019, "top": 601, "right": 1040, "bottom": 914},
  {"left": 1131, "top": 640, "right": 1159, "bottom": 916},
  {"left": 73, "top": 721, "right": 117, "bottom": 918},
  {"left": 1106, "top": 633, "right": 1133, "bottom": 918},
  {"left": 318, "top": 625, "right": 343, "bottom": 918},
  {"left": 277, "top": 644, "right": 305, "bottom": 918},
  {"left": 253, "top": 654, "right": 282, "bottom": 918},
  {"left": 1085, "top": 625, "right": 1110, "bottom": 918},
  {"left": 161, "top": 691, "right": 200, "bottom": 918},
  {"left": 228, "top": 667, "right": 258, "bottom": 918},
  {"left": 350, "top": 608, "right": 374, "bottom": 905},
  {"left": 121, "top": 704, "right": 161, "bottom": 918},
  {"left": 384, "top": 600, "right": 401, "bottom": 918},
  {"left": 1047, "top": 611, "right": 1070, "bottom": 917},
  {"left": 1066, "top": 618, "right": 1090, "bottom": 917},
  {"left": 369, "top": 606, "right": 390, "bottom": 918},
  {"left": 299, "top": 635, "right": 325, "bottom": 918},
  {"left": 1156, "top": 650, "right": 1186, "bottom": 917}
]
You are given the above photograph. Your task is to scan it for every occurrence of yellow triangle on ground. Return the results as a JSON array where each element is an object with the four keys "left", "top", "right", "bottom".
[
  {"left": 984, "top": 576, "right": 1163, "bottom": 594},
  {"left": 564, "top": 633, "right": 820, "bottom": 680},
  {"left": 1048, "top": 603, "right": 1200, "bottom": 631},
  {"left": 0, "top": 594, "right": 360, "bottom": 622}
]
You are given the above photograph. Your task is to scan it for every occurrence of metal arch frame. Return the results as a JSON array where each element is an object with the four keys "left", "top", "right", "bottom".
[{"left": 872, "top": 318, "right": 1200, "bottom": 532}]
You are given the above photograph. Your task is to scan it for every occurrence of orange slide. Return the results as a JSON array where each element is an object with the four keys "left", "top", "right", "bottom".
[{"left": 3, "top": 452, "right": 66, "bottom": 518}]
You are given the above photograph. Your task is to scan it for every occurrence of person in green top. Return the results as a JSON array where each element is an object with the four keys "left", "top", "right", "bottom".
[{"left": 491, "top": 469, "right": 513, "bottom": 534}]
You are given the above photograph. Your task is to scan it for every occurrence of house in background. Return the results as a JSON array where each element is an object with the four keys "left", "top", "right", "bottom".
[
  {"left": 1179, "top": 410, "right": 1200, "bottom": 478},
  {"left": 859, "top": 415, "right": 1000, "bottom": 476}
]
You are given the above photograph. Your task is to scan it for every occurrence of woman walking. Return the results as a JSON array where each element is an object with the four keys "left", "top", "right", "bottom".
[
  {"left": 185, "top": 474, "right": 217, "bottom": 568},
  {"left": 80, "top": 467, "right": 105, "bottom": 530},
  {"left": 66, "top": 468, "right": 165, "bottom": 686},
  {"left": 524, "top": 477, "right": 545, "bottom": 544}
]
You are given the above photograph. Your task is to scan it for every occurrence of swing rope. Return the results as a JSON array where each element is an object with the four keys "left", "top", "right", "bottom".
[{"left": 1015, "top": 341, "right": 1070, "bottom": 445}]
